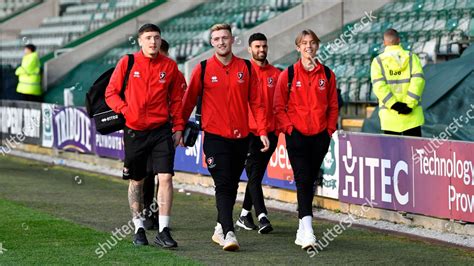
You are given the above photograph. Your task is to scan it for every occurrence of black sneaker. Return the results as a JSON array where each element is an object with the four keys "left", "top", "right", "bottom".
[
  {"left": 133, "top": 228, "right": 149, "bottom": 246},
  {"left": 154, "top": 227, "right": 178, "bottom": 248},
  {"left": 258, "top": 216, "right": 273, "bottom": 234},
  {"left": 235, "top": 214, "right": 258, "bottom": 230}
]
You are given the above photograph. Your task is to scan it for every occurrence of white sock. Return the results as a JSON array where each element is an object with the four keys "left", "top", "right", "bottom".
[
  {"left": 257, "top": 213, "right": 267, "bottom": 221},
  {"left": 133, "top": 217, "right": 144, "bottom": 233},
  {"left": 298, "top": 219, "right": 304, "bottom": 231},
  {"left": 240, "top": 209, "right": 250, "bottom": 217},
  {"left": 302, "top": 216, "right": 313, "bottom": 234},
  {"left": 159, "top": 215, "right": 170, "bottom": 232}
]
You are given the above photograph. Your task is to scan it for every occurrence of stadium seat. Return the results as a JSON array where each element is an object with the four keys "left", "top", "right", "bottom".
[
  {"left": 2, "top": 0, "right": 154, "bottom": 68},
  {"left": 274, "top": 0, "right": 473, "bottom": 105},
  {"left": 470, "top": 18, "right": 474, "bottom": 36}
]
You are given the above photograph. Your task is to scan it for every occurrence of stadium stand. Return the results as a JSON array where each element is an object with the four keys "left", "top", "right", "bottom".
[
  {"left": 0, "top": 0, "right": 155, "bottom": 67},
  {"left": 0, "top": 0, "right": 39, "bottom": 21},
  {"left": 44, "top": 0, "right": 302, "bottom": 106},
  {"left": 276, "top": 0, "right": 474, "bottom": 104}
]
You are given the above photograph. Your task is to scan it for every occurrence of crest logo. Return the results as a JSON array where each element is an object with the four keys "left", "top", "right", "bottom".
[
  {"left": 267, "top": 77, "right": 274, "bottom": 87},
  {"left": 207, "top": 157, "right": 216, "bottom": 168},
  {"left": 319, "top": 79, "right": 326, "bottom": 90},
  {"left": 159, "top": 72, "right": 166, "bottom": 83}
]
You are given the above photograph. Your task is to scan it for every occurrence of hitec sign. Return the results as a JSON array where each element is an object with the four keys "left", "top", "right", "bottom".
[{"left": 338, "top": 133, "right": 474, "bottom": 222}]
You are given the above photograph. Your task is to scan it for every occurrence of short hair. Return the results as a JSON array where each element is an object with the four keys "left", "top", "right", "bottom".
[
  {"left": 138, "top": 23, "right": 161, "bottom": 36},
  {"left": 384, "top": 28, "right": 400, "bottom": 44},
  {"left": 210, "top": 23, "right": 232, "bottom": 36},
  {"left": 25, "top": 44, "right": 36, "bottom": 52},
  {"left": 160, "top": 39, "right": 169, "bottom": 53},
  {"left": 248, "top": 33, "right": 267, "bottom": 46},
  {"left": 294, "top": 29, "right": 320, "bottom": 46}
]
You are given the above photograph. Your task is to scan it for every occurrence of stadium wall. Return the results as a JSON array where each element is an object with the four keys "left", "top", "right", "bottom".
[
  {"left": 1, "top": 100, "right": 473, "bottom": 236},
  {"left": 43, "top": 0, "right": 206, "bottom": 89}
]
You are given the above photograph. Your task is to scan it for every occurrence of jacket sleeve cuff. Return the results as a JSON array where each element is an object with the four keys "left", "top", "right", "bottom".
[
  {"left": 385, "top": 97, "right": 397, "bottom": 109},
  {"left": 328, "top": 128, "right": 336, "bottom": 136},
  {"left": 258, "top": 129, "right": 267, "bottom": 137},
  {"left": 173, "top": 124, "right": 184, "bottom": 132},
  {"left": 119, "top": 105, "right": 128, "bottom": 115}
]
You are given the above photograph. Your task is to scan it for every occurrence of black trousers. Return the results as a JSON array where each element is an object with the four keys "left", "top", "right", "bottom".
[
  {"left": 384, "top": 126, "right": 422, "bottom": 137},
  {"left": 285, "top": 129, "right": 331, "bottom": 219},
  {"left": 242, "top": 132, "right": 278, "bottom": 216},
  {"left": 203, "top": 132, "right": 249, "bottom": 235},
  {"left": 21, "top": 94, "right": 43, "bottom": 102}
]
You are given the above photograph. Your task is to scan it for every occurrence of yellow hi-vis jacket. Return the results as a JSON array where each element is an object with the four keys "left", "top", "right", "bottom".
[
  {"left": 371, "top": 45, "right": 425, "bottom": 132},
  {"left": 15, "top": 52, "right": 42, "bottom": 96}
]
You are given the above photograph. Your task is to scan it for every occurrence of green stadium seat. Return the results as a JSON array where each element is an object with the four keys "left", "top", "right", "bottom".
[
  {"left": 423, "top": 16, "right": 437, "bottom": 31},
  {"left": 338, "top": 78, "right": 350, "bottom": 102},
  {"left": 358, "top": 78, "right": 371, "bottom": 102},
  {"left": 411, "top": 42, "right": 425, "bottom": 54},
  {"left": 453, "top": 0, "right": 465, "bottom": 9},
  {"left": 446, "top": 18, "right": 459, "bottom": 31},
  {"left": 434, "top": 17, "right": 447, "bottom": 31},
  {"left": 369, "top": 86, "right": 378, "bottom": 102},
  {"left": 348, "top": 78, "right": 360, "bottom": 102},
  {"left": 413, "top": 0, "right": 424, "bottom": 11},
  {"left": 470, "top": 19, "right": 474, "bottom": 36},
  {"left": 444, "top": 0, "right": 456, "bottom": 10},
  {"left": 468, "top": 0, "right": 474, "bottom": 8},
  {"left": 399, "top": 1, "right": 414, "bottom": 12},
  {"left": 333, "top": 65, "right": 347, "bottom": 78}
]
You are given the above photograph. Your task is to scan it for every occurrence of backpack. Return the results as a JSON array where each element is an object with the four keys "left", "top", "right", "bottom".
[
  {"left": 85, "top": 54, "right": 134, "bottom": 135},
  {"left": 183, "top": 59, "right": 251, "bottom": 147}
]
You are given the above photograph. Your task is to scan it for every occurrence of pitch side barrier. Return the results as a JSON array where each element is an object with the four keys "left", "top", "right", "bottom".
[{"left": 0, "top": 101, "right": 472, "bottom": 223}]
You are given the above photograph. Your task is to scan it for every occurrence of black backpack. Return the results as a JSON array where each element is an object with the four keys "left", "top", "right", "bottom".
[{"left": 86, "top": 54, "right": 134, "bottom": 135}]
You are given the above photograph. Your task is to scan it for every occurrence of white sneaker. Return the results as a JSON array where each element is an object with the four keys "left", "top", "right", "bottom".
[
  {"left": 294, "top": 229, "right": 304, "bottom": 246},
  {"left": 211, "top": 223, "right": 225, "bottom": 246},
  {"left": 300, "top": 231, "right": 318, "bottom": 250},
  {"left": 223, "top": 231, "right": 239, "bottom": 251}
]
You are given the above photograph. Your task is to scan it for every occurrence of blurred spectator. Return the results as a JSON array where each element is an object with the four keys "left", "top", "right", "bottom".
[{"left": 15, "top": 44, "right": 42, "bottom": 102}]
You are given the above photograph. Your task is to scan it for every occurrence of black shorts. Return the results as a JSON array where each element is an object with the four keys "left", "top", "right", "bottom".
[{"left": 123, "top": 123, "right": 175, "bottom": 180}]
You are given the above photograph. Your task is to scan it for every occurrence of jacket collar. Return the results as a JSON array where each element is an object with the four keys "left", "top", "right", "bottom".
[
  {"left": 297, "top": 58, "right": 323, "bottom": 75},
  {"left": 383, "top": 45, "right": 403, "bottom": 53},
  {"left": 134, "top": 50, "right": 163, "bottom": 63},
  {"left": 251, "top": 59, "right": 270, "bottom": 71},
  {"left": 212, "top": 53, "right": 236, "bottom": 68}
]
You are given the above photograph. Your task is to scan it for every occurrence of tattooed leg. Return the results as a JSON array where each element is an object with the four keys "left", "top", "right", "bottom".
[{"left": 128, "top": 178, "right": 145, "bottom": 219}]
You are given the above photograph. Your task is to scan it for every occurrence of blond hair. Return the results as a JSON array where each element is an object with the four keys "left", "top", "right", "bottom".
[
  {"left": 210, "top": 23, "right": 232, "bottom": 36},
  {"left": 294, "top": 29, "right": 320, "bottom": 46}
]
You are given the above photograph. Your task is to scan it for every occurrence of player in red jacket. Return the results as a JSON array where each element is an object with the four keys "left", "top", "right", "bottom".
[
  {"left": 105, "top": 24, "right": 183, "bottom": 248},
  {"left": 182, "top": 23, "right": 269, "bottom": 251},
  {"left": 273, "top": 29, "right": 338, "bottom": 250},
  {"left": 235, "top": 33, "right": 281, "bottom": 234},
  {"left": 143, "top": 39, "right": 187, "bottom": 231}
]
